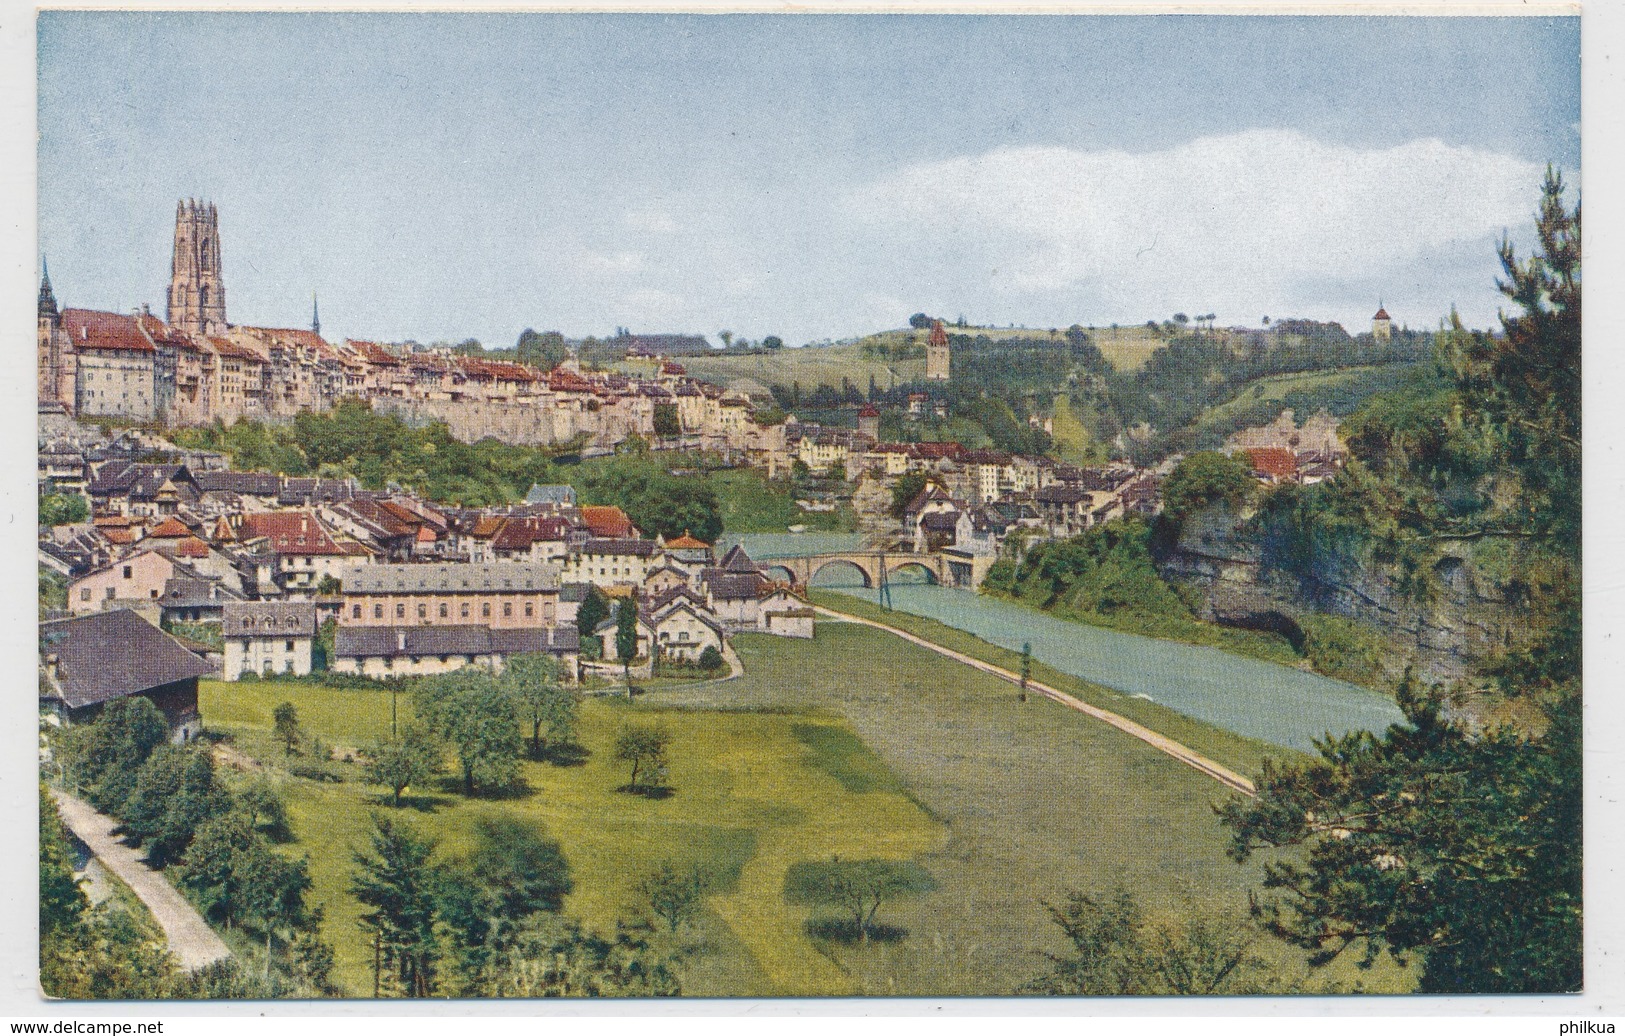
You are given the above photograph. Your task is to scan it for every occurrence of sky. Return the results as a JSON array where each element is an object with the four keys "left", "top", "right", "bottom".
[{"left": 37, "top": 13, "right": 1579, "bottom": 349}]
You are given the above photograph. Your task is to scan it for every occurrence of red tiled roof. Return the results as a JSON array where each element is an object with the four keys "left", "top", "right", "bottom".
[
  {"left": 1246, "top": 447, "right": 1298, "bottom": 479},
  {"left": 100, "top": 527, "right": 138, "bottom": 545},
  {"left": 665, "top": 532, "right": 710, "bottom": 549},
  {"left": 60, "top": 309, "right": 155, "bottom": 353},
  {"left": 580, "top": 505, "right": 635, "bottom": 539},
  {"left": 207, "top": 336, "right": 264, "bottom": 362},
  {"left": 149, "top": 517, "right": 190, "bottom": 538},
  {"left": 176, "top": 537, "right": 210, "bottom": 558},
  {"left": 347, "top": 340, "right": 401, "bottom": 366},
  {"left": 1373, "top": 307, "right": 1391, "bottom": 321},
  {"left": 237, "top": 511, "right": 350, "bottom": 556}
]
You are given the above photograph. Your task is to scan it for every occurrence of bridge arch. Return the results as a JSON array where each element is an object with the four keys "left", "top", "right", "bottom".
[
  {"left": 807, "top": 558, "right": 874, "bottom": 588},
  {"left": 762, "top": 563, "right": 797, "bottom": 584},
  {"left": 886, "top": 560, "right": 940, "bottom": 585}
]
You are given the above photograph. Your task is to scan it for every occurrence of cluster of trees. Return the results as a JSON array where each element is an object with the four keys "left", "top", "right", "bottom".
[
  {"left": 984, "top": 517, "right": 1193, "bottom": 624},
  {"left": 1216, "top": 170, "right": 1582, "bottom": 994},
  {"left": 41, "top": 784, "right": 187, "bottom": 999},
  {"left": 402, "top": 654, "right": 579, "bottom": 798},
  {"left": 349, "top": 812, "right": 680, "bottom": 997},
  {"left": 169, "top": 400, "right": 569, "bottom": 507},
  {"left": 577, "top": 454, "right": 724, "bottom": 542},
  {"left": 49, "top": 699, "right": 336, "bottom": 996},
  {"left": 39, "top": 490, "right": 89, "bottom": 527}
]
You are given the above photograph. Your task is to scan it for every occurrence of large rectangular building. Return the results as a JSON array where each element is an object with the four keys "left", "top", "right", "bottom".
[{"left": 340, "top": 561, "right": 563, "bottom": 629}]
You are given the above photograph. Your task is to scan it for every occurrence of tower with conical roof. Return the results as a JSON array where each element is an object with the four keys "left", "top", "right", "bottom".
[
  {"left": 167, "top": 199, "right": 227, "bottom": 335},
  {"left": 925, "top": 318, "right": 950, "bottom": 381},
  {"left": 1372, "top": 303, "right": 1392, "bottom": 343}
]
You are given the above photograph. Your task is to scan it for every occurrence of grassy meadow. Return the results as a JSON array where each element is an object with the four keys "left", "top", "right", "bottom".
[{"left": 199, "top": 621, "right": 1408, "bottom": 997}]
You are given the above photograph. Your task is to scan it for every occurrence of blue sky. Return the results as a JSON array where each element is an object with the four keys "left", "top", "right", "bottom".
[{"left": 38, "top": 13, "right": 1579, "bottom": 348}]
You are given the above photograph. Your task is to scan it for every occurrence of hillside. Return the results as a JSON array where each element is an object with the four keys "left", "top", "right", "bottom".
[{"left": 680, "top": 342, "right": 926, "bottom": 394}]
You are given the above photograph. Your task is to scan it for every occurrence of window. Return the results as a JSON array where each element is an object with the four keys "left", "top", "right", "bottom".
[
  {"left": 105, "top": 587, "right": 115, "bottom": 600},
  {"left": 440, "top": 655, "right": 449, "bottom": 664},
  {"left": 352, "top": 605, "right": 361, "bottom": 619},
  {"left": 79, "top": 588, "right": 90, "bottom": 602},
  {"left": 122, "top": 566, "right": 132, "bottom": 579},
  {"left": 396, "top": 604, "right": 405, "bottom": 619},
  {"left": 679, "top": 631, "right": 690, "bottom": 642},
  {"left": 375, "top": 604, "right": 384, "bottom": 619},
  {"left": 503, "top": 602, "right": 512, "bottom": 618},
  {"left": 439, "top": 603, "right": 448, "bottom": 618},
  {"left": 482, "top": 603, "right": 491, "bottom": 618},
  {"left": 524, "top": 602, "right": 533, "bottom": 618},
  {"left": 461, "top": 603, "right": 469, "bottom": 618},
  {"left": 418, "top": 604, "right": 427, "bottom": 619},
  {"left": 285, "top": 640, "right": 294, "bottom": 651}
]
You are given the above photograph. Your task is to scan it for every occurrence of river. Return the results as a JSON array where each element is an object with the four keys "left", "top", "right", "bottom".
[{"left": 721, "top": 532, "right": 1405, "bottom": 751}]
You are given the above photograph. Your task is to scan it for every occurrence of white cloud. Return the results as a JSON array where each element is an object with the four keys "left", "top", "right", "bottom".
[{"left": 845, "top": 129, "right": 1543, "bottom": 321}]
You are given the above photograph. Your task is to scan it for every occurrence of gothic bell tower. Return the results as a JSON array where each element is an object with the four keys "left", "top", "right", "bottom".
[{"left": 167, "top": 199, "right": 227, "bottom": 335}]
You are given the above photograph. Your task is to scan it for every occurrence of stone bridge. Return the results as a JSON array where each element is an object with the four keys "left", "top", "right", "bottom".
[{"left": 756, "top": 551, "right": 957, "bottom": 589}]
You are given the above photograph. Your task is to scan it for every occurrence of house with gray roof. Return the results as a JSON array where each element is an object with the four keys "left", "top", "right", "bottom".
[
  {"left": 40, "top": 609, "right": 213, "bottom": 739},
  {"left": 221, "top": 601, "right": 318, "bottom": 680},
  {"left": 332, "top": 624, "right": 579, "bottom": 679}
]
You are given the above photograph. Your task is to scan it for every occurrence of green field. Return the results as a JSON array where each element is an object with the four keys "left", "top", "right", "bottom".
[
  {"left": 681, "top": 342, "right": 925, "bottom": 395},
  {"left": 200, "top": 621, "right": 1406, "bottom": 997},
  {"left": 678, "top": 324, "right": 1200, "bottom": 393},
  {"left": 1188, "top": 364, "right": 1400, "bottom": 437}
]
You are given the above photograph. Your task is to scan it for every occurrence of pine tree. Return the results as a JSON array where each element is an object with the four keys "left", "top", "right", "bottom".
[{"left": 351, "top": 813, "right": 440, "bottom": 997}]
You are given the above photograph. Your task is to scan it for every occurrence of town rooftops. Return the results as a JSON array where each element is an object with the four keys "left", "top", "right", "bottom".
[
  {"left": 716, "top": 544, "right": 761, "bottom": 574},
  {"left": 1245, "top": 447, "right": 1298, "bottom": 480},
  {"left": 222, "top": 601, "right": 318, "bottom": 638},
  {"left": 237, "top": 511, "right": 351, "bottom": 556},
  {"left": 194, "top": 470, "right": 282, "bottom": 496},
  {"left": 39, "top": 610, "right": 213, "bottom": 710},
  {"left": 664, "top": 532, "right": 711, "bottom": 550},
  {"left": 346, "top": 561, "right": 562, "bottom": 595}
]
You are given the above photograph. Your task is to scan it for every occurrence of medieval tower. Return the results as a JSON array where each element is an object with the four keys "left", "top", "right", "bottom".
[
  {"left": 37, "top": 259, "right": 74, "bottom": 410},
  {"left": 925, "top": 318, "right": 951, "bottom": 381},
  {"left": 167, "top": 199, "right": 227, "bottom": 335},
  {"left": 1372, "top": 304, "right": 1393, "bottom": 343}
]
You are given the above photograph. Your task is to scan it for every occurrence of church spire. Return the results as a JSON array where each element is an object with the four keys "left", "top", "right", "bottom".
[
  {"left": 311, "top": 292, "right": 321, "bottom": 336},
  {"left": 38, "top": 256, "right": 58, "bottom": 319}
]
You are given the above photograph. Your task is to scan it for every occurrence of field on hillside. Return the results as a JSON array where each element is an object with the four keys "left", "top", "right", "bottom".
[
  {"left": 679, "top": 324, "right": 1215, "bottom": 392},
  {"left": 1187, "top": 362, "right": 1418, "bottom": 439},
  {"left": 200, "top": 623, "right": 1408, "bottom": 997},
  {"left": 680, "top": 343, "right": 925, "bottom": 394}
]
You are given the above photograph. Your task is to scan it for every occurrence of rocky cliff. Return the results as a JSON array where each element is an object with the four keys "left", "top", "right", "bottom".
[{"left": 1159, "top": 507, "right": 1513, "bottom": 688}]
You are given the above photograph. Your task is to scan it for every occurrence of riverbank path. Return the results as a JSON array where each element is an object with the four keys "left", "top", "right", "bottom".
[
  {"left": 49, "top": 787, "right": 232, "bottom": 972},
  {"left": 811, "top": 604, "right": 1257, "bottom": 797}
]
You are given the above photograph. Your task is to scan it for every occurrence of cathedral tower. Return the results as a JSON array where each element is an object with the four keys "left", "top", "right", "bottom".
[
  {"left": 167, "top": 199, "right": 227, "bottom": 335},
  {"left": 925, "top": 318, "right": 951, "bottom": 381}
]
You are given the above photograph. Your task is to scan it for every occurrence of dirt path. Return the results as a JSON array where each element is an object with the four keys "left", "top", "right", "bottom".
[
  {"left": 811, "top": 605, "right": 1257, "bottom": 797},
  {"left": 49, "top": 788, "right": 233, "bottom": 972}
]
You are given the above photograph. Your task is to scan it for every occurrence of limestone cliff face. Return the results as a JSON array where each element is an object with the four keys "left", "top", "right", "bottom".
[{"left": 1158, "top": 507, "right": 1513, "bottom": 687}]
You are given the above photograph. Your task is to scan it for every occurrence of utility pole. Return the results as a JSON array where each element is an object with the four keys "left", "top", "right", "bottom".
[{"left": 1020, "top": 642, "right": 1032, "bottom": 702}]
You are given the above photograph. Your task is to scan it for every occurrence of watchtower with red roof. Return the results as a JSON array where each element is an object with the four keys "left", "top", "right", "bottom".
[
  {"left": 925, "top": 319, "right": 950, "bottom": 381},
  {"left": 1372, "top": 304, "right": 1392, "bottom": 343}
]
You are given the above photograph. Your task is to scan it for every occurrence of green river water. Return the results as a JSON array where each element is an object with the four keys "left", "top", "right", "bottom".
[{"left": 719, "top": 532, "right": 1404, "bottom": 751}]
